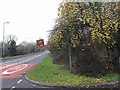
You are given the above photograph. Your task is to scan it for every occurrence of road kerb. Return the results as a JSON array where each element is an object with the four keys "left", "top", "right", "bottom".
[{"left": 24, "top": 74, "right": 119, "bottom": 88}]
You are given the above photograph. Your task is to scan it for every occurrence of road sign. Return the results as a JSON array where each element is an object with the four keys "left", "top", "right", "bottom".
[{"left": 36, "top": 39, "right": 44, "bottom": 49}]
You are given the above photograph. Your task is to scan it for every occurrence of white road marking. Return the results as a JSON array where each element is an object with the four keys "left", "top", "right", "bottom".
[
  {"left": 11, "top": 86, "right": 15, "bottom": 89},
  {"left": 2, "top": 64, "right": 28, "bottom": 75},
  {"left": 32, "top": 84, "right": 37, "bottom": 86},
  {"left": 0, "top": 64, "right": 15, "bottom": 70},
  {"left": 1, "top": 51, "right": 49, "bottom": 72},
  {"left": 17, "top": 79, "right": 22, "bottom": 84}
]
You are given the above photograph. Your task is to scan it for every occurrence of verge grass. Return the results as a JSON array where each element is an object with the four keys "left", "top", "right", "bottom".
[{"left": 27, "top": 54, "right": 118, "bottom": 86}]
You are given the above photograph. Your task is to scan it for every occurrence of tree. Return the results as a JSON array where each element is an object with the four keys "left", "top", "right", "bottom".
[
  {"left": 16, "top": 41, "right": 39, "bottom": 55},
  {"left": 5, "top": 35, "right": 18, "bottom": 56},
  {"left": 48, "top": 1, "right": 119, "bottom": 76},
  {"left": 9, "top": 40, "right": 16, "bottom": 56}
]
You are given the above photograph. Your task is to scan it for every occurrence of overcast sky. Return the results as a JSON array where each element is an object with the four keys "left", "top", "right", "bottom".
[{"left": 0, "top": 0, "right": 62, "bottom": 44}]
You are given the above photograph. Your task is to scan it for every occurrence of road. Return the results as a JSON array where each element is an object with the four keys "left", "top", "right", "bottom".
[
  {"left": 1, "top": 51, "right": 117, "bottom": 90},
  {"left": 0, "top": 50, "right": 54, "bottom": 90}
]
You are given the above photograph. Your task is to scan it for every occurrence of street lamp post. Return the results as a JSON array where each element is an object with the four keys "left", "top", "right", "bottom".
[{"left": 2, "top": 22, "right": 10, "bottom": 59}]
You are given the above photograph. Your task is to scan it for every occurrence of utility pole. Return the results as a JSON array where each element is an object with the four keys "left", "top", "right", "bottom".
[
  {"left": 68, "top": 29, "right": 72, "bottom": 72},
  {"left": 2, "top": 22, "right": 10, "bottom": 59},
  {"left": 68, "top": 39, "right": 72, "bottom": 72}
]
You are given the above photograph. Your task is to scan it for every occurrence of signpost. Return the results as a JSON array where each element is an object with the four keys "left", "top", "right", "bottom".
[
  {"left": 36, "top": 39, "right": 44, "bottom": 66},
  {"left": 36, "top": 39, "right": 44, "bottom": 49}
]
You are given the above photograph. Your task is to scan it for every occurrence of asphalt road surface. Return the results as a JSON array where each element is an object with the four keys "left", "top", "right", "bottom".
[
  {"left": 0, "top": 50, "right": 55, "bottom": 90},
  {"left": 0, "top": 51, "right": 118, "bottom": 90}
]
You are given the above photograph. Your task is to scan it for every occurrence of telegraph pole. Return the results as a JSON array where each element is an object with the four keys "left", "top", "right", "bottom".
[
  {"left": 2, "top": 22, "right": 10, "bottom": 59},
  {"left": 67, "top": 29, "right": 72, "bottom": 72},
  {"left": 68, "top": 39, "right": 72, "bottom": 72}
]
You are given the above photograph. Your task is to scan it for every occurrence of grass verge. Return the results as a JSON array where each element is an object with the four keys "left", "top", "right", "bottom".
[{"left": 27, "top": 54, "right": 118, "bottom": 86}]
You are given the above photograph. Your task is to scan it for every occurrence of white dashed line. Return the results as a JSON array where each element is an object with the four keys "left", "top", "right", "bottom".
[
  {"left": 32, "top": 84, "right": 37, "bottom": 87},
  {"left": 11, "top": 86, "right": 15, "bottom": 89},
  {"left": 17, "top": 79, "right": 22, "bottom": 84}
]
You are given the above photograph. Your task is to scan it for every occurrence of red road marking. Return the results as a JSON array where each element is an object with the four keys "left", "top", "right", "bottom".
[
  {"left": 2, "top": 64, "right": 28, "bottom": 74},
  {"left": 0, "top": 64, "right": 35, "bottom": 78},
  {"left": 0, "top": 64, "right": 7, "bottom": 67}
]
